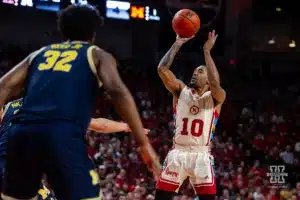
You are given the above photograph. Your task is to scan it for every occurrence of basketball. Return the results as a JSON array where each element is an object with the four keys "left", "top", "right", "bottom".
[{"left": 172, "top": 9, "right": 201, "bottom": 38}]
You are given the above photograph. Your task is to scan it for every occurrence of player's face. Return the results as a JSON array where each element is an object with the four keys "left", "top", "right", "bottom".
[{"left": 189, "top": 66, "right": 208, "bottom": 88}]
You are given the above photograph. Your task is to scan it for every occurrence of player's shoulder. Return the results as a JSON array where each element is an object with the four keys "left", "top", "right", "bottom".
[
  {"left": 89, "top": 45, "right": 112, "bottom": 58},
  {"left": 28, "top": 45, "right": 48, "bottom": 64},
  {"left": 89, "top": 46, "right": 116, "bottom": 66}
]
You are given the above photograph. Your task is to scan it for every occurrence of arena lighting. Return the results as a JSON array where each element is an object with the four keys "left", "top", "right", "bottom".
[
  {"left": 289, "top": 40, "right": 296, "bottom": 48},
  {"left": 268, "top": 38, "right": 275, "bottom": 44},
  {"left": 2, "top": 0, "right": 18, "bottom": 6},
  {"left": 276, "top": 7, "right": 282, "bottom": 12}
]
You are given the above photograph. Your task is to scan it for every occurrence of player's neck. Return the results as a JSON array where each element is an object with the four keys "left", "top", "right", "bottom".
[
  {"left": 66, "top": 40, "right": 89, "bottom": 44},
  {"left": 193, "top": 85, "right": 209, "bottom": 96}
]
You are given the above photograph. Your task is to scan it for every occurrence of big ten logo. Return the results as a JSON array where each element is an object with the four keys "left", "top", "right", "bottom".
[
  {"left": 267, "top": 165, "right": 288, "bottom": 185},
  {"left": 130, "top": 6, "right": 145, "bottom": 19}
]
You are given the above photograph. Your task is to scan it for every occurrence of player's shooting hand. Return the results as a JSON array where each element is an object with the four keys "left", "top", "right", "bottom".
[
  {"left": 138, "top": 143, "right": 162, "bottom": 180},
  {"left": 175, "top": 35, "right": 195, "bottom": 45},
  {"left": 203, "top": 30, "right": 218, "bottom": 52}
]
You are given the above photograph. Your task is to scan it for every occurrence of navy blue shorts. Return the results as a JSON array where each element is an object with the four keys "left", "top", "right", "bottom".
[{"left": 2, "top": 121, "right": 100, "bottom": 200}]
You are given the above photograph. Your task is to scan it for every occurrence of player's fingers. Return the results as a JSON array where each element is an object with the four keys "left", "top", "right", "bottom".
[
  {"left": 215, "top": 34, "right": 218, "bottom": 40},
  {"left": 188, "top": 35, "right": 195, "bottom": 40},
  {"left": 144, "top": 129, "right": 150, "bottom": 134}
]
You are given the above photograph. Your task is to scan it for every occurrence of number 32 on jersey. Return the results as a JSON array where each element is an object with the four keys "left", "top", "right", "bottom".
[{"left": 38, "top": 50, "right": 78, "bottom": 72}]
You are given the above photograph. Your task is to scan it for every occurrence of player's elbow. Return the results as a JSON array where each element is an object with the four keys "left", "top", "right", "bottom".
[
  {"left": 106, "top": 81, "right": 129, "bottom": 97},
  {"left": 157, "top": 65, "right": 167, "bottom": 74}
]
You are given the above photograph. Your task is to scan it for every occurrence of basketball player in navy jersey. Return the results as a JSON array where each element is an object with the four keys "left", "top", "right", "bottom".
[
  {"left": 0, "top": 98, "right": 148, "bottom": 200},
  {"left": 0, "top": 4, "right": 160, "bottom": 200}
]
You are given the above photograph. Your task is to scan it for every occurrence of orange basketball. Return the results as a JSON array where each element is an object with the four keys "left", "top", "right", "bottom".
[{"left": 172, "top": 9, "right": 201, "bottom": 38}]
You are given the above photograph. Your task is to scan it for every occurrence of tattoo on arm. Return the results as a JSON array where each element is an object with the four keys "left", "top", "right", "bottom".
[{"left": 158, "top": 43, "right": 182, "bottom": 71}]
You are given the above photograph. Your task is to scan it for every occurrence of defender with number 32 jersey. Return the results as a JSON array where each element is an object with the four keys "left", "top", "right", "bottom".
[
  {"left": 19, "top": 42, "right": 101, "bottom": 129},
  {"left": 3, "top": 41, "right": 101, "bottom": 200}
]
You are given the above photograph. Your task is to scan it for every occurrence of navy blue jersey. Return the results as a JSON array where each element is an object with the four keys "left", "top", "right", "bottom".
[
  {"left": 17, "top": 42, "right": 102, "bottom": 130},
  {"left": 0, "top": 98, "right": 23, "bottom": 158}
]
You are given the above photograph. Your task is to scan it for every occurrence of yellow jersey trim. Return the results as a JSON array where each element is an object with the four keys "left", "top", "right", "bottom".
[
  {"left": 87, "top": 45, "right": 103, "bottom": 88},
  {"left": 29, "top": 47, "right": 46, "bottom": 64}
]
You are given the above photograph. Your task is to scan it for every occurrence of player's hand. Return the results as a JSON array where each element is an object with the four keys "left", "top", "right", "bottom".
[
  {"left": 203, "top": 30, "right": 218, "bottom": 52},
  {"left": 138, "top": 143, "right": 162, "bottom": 180},
  {"left": 175, "top": 35, "right": 194, "bottom": 45}
]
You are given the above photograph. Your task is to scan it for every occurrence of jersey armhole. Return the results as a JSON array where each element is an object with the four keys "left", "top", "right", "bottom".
[
  {"left": 87, "top": 45, "right": 103, "bottom": 88},
  {"left": 173, "top": 86, "right": 187, "bottom": 109},
  {"left": 1, "top": 102, "right": 12, "bottom": 121},
  {"left": 179, "top": 86, "right": 188, "bottom": 98}
]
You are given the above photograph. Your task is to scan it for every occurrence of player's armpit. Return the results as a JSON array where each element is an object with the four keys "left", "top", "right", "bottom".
[
  {"left": 0, "top": 55, "right": 30, "bottom": 110},
  {"left": 210, "top": 85, "right": 226, "bottom": 105},
  {"left": 157, "top": 69, "right": 185, "bottom": 95}
]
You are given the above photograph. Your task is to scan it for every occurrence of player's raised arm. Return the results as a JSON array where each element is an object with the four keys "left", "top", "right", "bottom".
[
  {"left": 157, "top": 36, "right": 193, "bottom": 94},
  {"left": 93, "top": 48, "right": 161, "bottom": 177},
  {"left": 203, "top": 30, "right": 226, "bottom": 104},
  {"left": 88, "top": 118, "right": 150, "bottom": 134}
]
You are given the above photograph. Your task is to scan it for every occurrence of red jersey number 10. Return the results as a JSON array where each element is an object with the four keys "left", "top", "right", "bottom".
[{"left": 180, "top": 118, "right": 204, "bottom": 137}]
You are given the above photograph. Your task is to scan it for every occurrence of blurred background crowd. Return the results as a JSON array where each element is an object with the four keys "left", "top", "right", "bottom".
[{"left": 1, "top": 0, "right": 300, "bottom": 199}]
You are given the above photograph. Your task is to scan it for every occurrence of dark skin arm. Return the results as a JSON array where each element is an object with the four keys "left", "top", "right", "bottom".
[
  {"left": 0, "top": 55, "right": 31, "bottom": 111},
  {"left": 93, "top": 47, "right": 161, "bottom": 176},
  {"left": 157, "top": 36, "right": 194, "bottom": 95},
  {"left": 203, "top": 30, "right": 226, "bottom": 104}
]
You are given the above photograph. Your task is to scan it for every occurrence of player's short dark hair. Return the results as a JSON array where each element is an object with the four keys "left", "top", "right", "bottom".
[{"left": 57, "top": 4, "right": 102, "bottom": 41}]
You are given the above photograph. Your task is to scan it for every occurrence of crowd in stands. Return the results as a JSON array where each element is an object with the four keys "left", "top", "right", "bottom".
[{"left": 1, "top": 44, "right": 300, "bottom": 200}]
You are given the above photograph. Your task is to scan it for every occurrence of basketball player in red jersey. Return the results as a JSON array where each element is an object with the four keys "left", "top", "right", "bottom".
[{"left": 155, "top": 30, "right": 226, "bottom": 200}]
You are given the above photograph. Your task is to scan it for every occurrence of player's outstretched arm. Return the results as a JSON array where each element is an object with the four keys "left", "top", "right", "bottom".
[
  {"left": 157, "top": 35, "right": 193, "bottom": 95},
  {"left": 88, "top": 118, "right": 150, "bottom": 134},
  {"left": 93, "top": 48, "right": 161, "bottom": 177},
  {"left": 0, "top": 56, "right": 30, "bottom": 110},
  {"left": 203, "top": 30, "right": 226, "bottom": 104}
]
